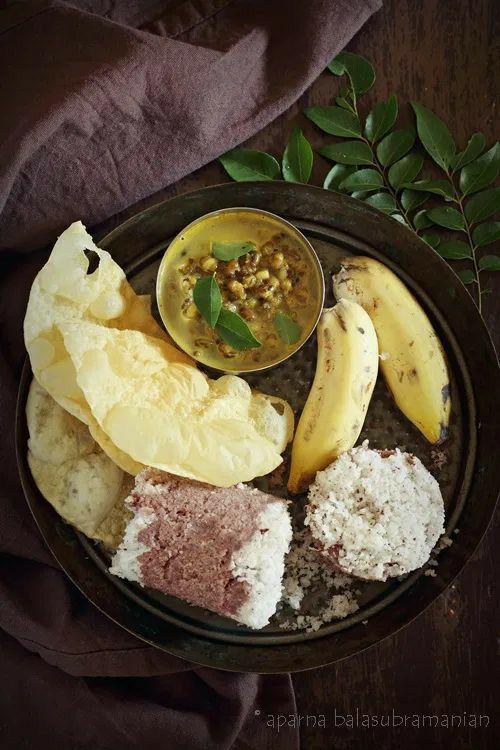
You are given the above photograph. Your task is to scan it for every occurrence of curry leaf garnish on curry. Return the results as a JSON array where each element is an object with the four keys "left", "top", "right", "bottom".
[
  {"left": 193, "top": 273, "right": 261, "bottom": 349},
  {"left": 215, "top": 308, "right": 261, "bottom": 350},
  {"left": 212, "top": 241, "right": 256, "bottom": 261},
  {"left": 274, "top": 312, "right": 301, "bottom": 345},
  {"left": 193, "top": 275, "right": 222, "bottom": 328}
]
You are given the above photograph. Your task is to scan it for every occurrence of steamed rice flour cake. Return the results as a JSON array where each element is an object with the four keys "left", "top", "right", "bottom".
[
  {"left": 305, "top": 443, "right": 445, "bottom": 581},
  {"left": 111, "top": 469, "right": 293, "bottom": 629},
  {"left": 27, "top": 378, "right": 131, "bottom": 546}
]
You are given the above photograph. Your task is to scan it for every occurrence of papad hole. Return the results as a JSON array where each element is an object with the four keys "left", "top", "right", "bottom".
[
  {"left": 84, "top": 248, "right": 100, "bottom": 275},
  {"left": 271, "top": 400, "right": 285, "bottom": 416}
]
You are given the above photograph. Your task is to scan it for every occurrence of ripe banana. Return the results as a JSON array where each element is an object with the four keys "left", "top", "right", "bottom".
[
  {"left": 288, "top": 299, "right": 378, "bottom": 494},
  {"left": 333, "top": 256, "right": 451, "bottom": 445}
]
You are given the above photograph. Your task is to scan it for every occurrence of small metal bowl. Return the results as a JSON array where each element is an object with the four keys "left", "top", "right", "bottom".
[{"left": 156, "top": 207, "right": 325, "bottom": 374}]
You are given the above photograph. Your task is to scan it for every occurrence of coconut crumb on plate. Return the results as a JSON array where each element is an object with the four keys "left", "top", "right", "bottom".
[
  {"left": 279, "top": 529, "right": 359, "bottom": 633},
  {"left": 267, "top": 461, "right": 288, "bottom": 489},
  {"left": 430, "top": 448, "right": 448, "bottom": 472},
  {"left": 437, "top": 535, "right": 454, "bottom": 550}
]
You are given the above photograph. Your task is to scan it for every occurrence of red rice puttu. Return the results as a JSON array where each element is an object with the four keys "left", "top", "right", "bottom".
[{"left": 110, "top": 468, "right": 292, "bottom": 629}]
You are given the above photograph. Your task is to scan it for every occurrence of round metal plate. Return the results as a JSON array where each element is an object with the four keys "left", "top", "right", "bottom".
[{"left": 16, "top": 182, "right": 500, "bottom": 672}]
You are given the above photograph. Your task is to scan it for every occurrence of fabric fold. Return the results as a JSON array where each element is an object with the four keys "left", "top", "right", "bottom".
[{"left": 0, "top": 0, "right": 381, "bottom": 251}]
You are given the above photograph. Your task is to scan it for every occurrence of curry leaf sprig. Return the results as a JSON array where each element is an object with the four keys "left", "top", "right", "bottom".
[
  {"left": 409, "top": 105, "right": 500, "bottom": 311},
  {"left": 218, "top": 52, "right": 500, "bottom": 315},
  {"left": 306, "top": 55, "right": 500, "bottom": 311}
]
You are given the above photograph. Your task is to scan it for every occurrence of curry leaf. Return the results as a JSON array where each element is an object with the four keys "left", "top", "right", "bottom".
[
  {"left": 479, "top": 255, "right": 500, "bottom": 271},
  {"left": 364, "top": 192, "right": 397, "bottom": 213},
  {"left": 452, "top": 133, "right": 485, "bottom": 171},
  {"left": 459, "top": 143, "right": 500, "bottom": 196},
  {"left": 472, "top": 222, "right": 500, "bottom": 247},
  {"left": 465, "top": 188, "right": 500, "bottom": 223},
  {"left": 457, "top": 269, "right": 476, "bottom": 285},
  {"left": 219, "top": 149, "right": 281, "bottom": 181},
  {"left": 436, "top": 240, "right": 472, "bottom": 259},
  {"left": 216, "top": 309, "right": 261, "bottom": 350},
  {"left": 457, "top": 270, "right": 477, "bottom": 285},
  {"left": 323, "top": 164, "right": 357, "bottom": 191},
  {"left": 365, "top": 95, "right": 398, "bottom": 143},
  {"left": 413, "top": 210, "right": 434, "bottom": 230},
  {"left": 335, "top": 86, "right": 356, "bottom": 112},
  {"left": 318, "top": 141, "right": 373, "bottom": 165},
  {"left": 422, "top": 232, "right": 441, "bottom": 248},
  {"left": 328, "top": 52, "right": 375, "bottom": 93},
  {"left": 304, "top": 106, "right": 361, "bottom": 137},
  {"left": 336, "top": 96, "right": 355, "bottom": 113},
  {"left": 391, "top": 214, "right": 408, "bottom": 225},
  {"left": 328, "top": 58, "right": 345, "bottom": 76},
  {"left": 212, "top": 241, "right": 255, "bottom": 261},
  {"left": 388, "top": 153, "right": 424, "bottom": 190},
  {"left": 401, "top": 179, "right": 454, "bottom": 199},
  {"left": 193, "top": 276, "right": 222, "bottom": 328},
  {"left": 282, "top": 127, "right": 313, "bottom": 183},
  {"left": 274, "top": 312, "right": 302, "bottom": 345},
  {"left": 376, "top": 128, "right": 415, "bottom": 167},
  {"left": 339, "top": 169, "right": 383, "bottom": 192},
  {"left": 427, "top": 206, "right": 465, "bottom": 230},
  {"left": 411, "top": 102, "right": 456, "bottom": 170},
  {"left": 401, "top": 189, "right": 428, "bottom": 212}
]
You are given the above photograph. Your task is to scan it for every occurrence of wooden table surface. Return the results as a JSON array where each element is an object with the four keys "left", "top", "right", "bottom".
[{"left": 103, "top": 1, "right": 499, "bottom": 747}]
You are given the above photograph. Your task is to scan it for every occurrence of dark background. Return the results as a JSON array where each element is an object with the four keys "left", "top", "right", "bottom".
[{"left": 98, "top": 0, "right": 499, "bottom": 747}]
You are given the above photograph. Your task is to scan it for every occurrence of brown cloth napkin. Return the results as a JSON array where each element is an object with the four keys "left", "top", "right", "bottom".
[{"left": 0, "top": 1, "right": 380, "bottom": 748}]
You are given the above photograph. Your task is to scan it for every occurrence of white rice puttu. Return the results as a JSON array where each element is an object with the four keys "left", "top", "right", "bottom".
[{"left": 305, "top": 443, "right": 445, "bottom": 581}]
